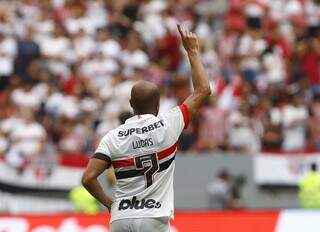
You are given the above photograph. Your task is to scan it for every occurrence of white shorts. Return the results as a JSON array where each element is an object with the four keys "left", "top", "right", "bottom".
[{"left": 110, "top": 217, "right": 170, "bottom": 232}]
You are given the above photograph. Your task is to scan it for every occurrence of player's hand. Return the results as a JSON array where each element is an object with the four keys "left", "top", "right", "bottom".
[
  {"left": 177, "top": 24, "right": 199, "bottom": 54},
  {"left": 105, "top": 199, "right": 113, "bottom": 212}
]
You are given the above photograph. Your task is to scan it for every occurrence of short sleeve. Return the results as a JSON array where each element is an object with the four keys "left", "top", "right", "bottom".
[
  {"left": 160, "top": 104, "right": 190, "bottom": 141},
  {"left": 179, "top": 104, "right": 190, "bottom": 129},
  {"left": 92, "top": 134, "right": 112, "bottom": 168}
]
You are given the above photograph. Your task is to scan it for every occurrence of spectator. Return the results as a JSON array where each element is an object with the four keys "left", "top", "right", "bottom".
[
  {"left": 227, "top": 102, "right": 261, "bottom": 153},
  {"left": 69, "top": 185, "right": 99, "bottom": 214},
  {"left": 259, "top": 97, "right": 283, "bottom": 151},
  {"left": 59, "top": 121, "right": 86, "bottom": 154},
  {"left": 311, "top": 94, "right": 320, "bottom": 150},
  {"left": 195, "top": 96, "right": 227, "bottom": 151},
  {"left": 11, "top": 83, "right": 43, "bottom": 110},
  {"left": 16, "top": 26, "right": 40, "bottom": 82},
  {"left": 207, "top": 169, "right": 242, "bottom": 209},
  {"left": 0, "top": 32, "right": 16, "bottom": 79},
  {"left": 281, "top": 92, "right": 309, "bottom": 152},
  {"left": 5, "top": 110, "right": 46, "bottom": 169},
  {"left": 295, "top": 38, "right": 320, "bottom": 93}
]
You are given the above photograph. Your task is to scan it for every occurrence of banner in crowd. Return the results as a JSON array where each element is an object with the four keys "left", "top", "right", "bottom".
[
  {"left": 0, "top": 160, "right": 83, "bottom": 191},
  {"left": 1, "top": 211, "right": 320, "bottom": 232},
  {"left": 254, "top": 153, "right": 320, "bottom": 186}
]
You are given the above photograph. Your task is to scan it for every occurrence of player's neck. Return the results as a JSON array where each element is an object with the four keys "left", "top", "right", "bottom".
[{"left": 134, "top": 109, "right": 158, "bottom": 116}]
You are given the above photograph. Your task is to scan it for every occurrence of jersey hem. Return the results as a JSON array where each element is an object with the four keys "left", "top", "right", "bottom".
[{"left": 110, "top": 214, "right": 174, "bottom": 223}]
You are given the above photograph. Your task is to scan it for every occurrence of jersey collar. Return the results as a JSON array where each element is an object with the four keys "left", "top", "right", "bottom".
[{"left": 125, "top": 114, "right": 156, "bottom": 123}]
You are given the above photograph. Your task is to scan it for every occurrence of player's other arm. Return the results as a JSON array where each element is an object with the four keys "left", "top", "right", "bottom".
[
  {"left": 178, "top": 24, "right": 211, "bottom": 120},
  {"left": 82, "top": 158, "right": 113, "bottom": 211}
]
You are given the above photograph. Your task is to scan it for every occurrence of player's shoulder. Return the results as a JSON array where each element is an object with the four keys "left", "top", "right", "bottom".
[
  {"left": 103, "top": 122, "right": 131, "bottom": 141},
  {"left": 159, "top": 106, "right": 182, "bottom": 119},
  {"left": 159, "top": 104, "right": 189, "bottom": 131},
  {"left": 160, "top": 106, "right": 180, "bottom": 115}
]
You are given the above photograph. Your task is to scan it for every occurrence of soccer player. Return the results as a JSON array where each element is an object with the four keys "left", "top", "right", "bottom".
[{"left": 82, "top": 24, "right": 211, "bottom": 232}]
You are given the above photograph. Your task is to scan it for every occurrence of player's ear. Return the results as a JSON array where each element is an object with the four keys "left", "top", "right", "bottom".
[{"left": 129, "top": 98, "right": 133, "bottom": 108}]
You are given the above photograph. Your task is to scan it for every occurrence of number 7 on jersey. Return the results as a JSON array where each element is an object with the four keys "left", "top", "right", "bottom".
[{"left": 134, "top": 153, "right": 159, "bottom": 188}]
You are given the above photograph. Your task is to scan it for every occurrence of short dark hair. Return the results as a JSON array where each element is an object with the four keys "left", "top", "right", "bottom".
[{"left": 311, "top": 163, "right": 317, "bottom": 171}]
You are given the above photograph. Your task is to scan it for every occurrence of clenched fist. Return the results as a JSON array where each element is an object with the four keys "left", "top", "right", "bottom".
[{"left": 177, "top": 24, "right": 199, "bottom": 54}]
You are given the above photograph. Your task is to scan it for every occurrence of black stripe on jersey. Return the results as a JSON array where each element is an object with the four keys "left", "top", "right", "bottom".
[
  {"left": 115, "top": 155, "right": 175, "bottom": 179},
  {"left": 92, "top": 153, "right": 112, "bottom": 168}
]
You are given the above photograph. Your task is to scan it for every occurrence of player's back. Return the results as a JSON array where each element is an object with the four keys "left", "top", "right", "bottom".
[
  {"left": 82, "top": 25, "right": 211, "bottom": 232},
  {"left": 95, "top": 105, "right": 189, "bottom": 222}
]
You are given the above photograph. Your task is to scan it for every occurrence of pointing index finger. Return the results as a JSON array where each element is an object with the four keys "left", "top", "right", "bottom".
[{"left": 177, "top": 24, "right": 184, "bottom": 37}]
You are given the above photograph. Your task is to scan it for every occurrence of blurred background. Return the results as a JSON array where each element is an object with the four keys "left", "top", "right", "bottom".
[{"left": 0, "top": 0, "right": 320, "bottom": 231}]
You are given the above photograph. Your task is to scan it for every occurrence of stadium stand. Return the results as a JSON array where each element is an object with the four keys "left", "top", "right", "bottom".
[{"left": 0, "top": 0, "right": 319, "bottom": 162}]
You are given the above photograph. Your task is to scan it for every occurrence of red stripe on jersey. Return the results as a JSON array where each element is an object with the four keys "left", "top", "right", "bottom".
[
  {"left": 157, "top": 143, "right": 177, "bottom": 160},
  {"left": 179, "top": 104, "right": 190, "bottom": 129},
  {"left": 112, "top": 143, "right": 177, "bottom": 169},
  {"left": 112, "top": 158, "right": 134, "bottom": 169}
]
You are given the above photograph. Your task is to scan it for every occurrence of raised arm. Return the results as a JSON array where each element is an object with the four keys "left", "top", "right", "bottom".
[{"left": 177, "top": 24, "right": 211, "bottom": 119}]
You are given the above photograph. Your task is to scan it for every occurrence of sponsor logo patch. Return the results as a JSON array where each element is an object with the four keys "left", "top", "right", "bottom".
[{"left": 118, "top": 196, "right": 161, "bottom": 210}]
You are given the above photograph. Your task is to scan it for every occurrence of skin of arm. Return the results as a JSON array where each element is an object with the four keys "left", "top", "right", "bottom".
[
  {"left": 177, "top": 24, "right": 211, "bottom": 119},
  {"left": 82, "top": 158, "right": 113, "bottom": 211}
]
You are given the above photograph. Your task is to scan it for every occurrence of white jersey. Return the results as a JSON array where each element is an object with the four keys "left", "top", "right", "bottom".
[{"left": 94, "top": 104, "right": 189, "bottom": 222}]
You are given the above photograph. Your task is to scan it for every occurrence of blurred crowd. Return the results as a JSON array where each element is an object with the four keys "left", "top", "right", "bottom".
[{"left": 0, "top": 0, "right": 320, "bottom": 169}]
